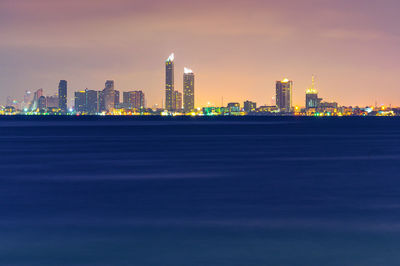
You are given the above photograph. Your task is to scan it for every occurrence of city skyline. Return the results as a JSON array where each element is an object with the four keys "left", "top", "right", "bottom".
[{"left": 2, "top": 0, "right": 400, "bottom": 107}]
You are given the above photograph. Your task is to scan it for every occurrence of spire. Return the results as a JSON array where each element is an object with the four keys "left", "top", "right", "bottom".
[
  {"left": 312, "top": 74, "right": 315, "bottom": 90},
  {"left": 306, "top": 74, "right": 318, "bottom": 94},
  {"left": 166, "top": 53, "right": 174, "bottom": 62}
]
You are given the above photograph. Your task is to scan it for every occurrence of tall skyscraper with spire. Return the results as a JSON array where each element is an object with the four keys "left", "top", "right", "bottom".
[
  {"left": 165, "top": 53, "right": 174, "bottom": 111},
  {"left": 306, "top": 75, "right": 321, "bottom": 109},
  {"left": 183, "top": 67, "right": 195, "bottom": 112},
  {"left": 276, "top": 78, "right": 293, "bottom": 113},
  {"left": 58, "top": 80, "right": 67, "bottom": 113}
]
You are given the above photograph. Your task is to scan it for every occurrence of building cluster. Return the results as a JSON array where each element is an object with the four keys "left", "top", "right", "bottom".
[{"left": 1, "top": 55, "right": 398, "bottom": 116}]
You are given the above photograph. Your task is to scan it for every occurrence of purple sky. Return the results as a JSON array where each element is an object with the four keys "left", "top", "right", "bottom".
[{"left": 1, "top": 0, "right": 400, "bottom": 107}]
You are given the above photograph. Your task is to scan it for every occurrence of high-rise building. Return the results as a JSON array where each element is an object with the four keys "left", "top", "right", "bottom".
[
  {"left": 23, "top": 91, "right": 32, "bottom": 110},
  {"left": 74, "top": 91, "right": 86, "bottom": 113},
  {"left": 74, "top": 89, "right": 99, "bottom": 114},
  {"left": 183, "top": 68, "right": 195, "bottom": 112},
  {"left": 173, "top": 91, "right": 182, "bottom": 111},
  {"left": 114, "top": 90, "right": 120, "bottom": 107},
  {"left": 46, "top": 95, "right": 59, "bottom": 108},
  {"left": 98, "top": 91, "right": 105, "bottom": 113},
  {"left": 86, "top": 90, "right": 99, "bottom": 114},
  {"left": 38, "top": 96, "right": 47, "bottom": 110},
  {"left": 165, "top": 53, "right": 174, "bottom": 111},
  {"left": 123, "top": 91, "right": 145, "bottom": 109},
  {"left": 58, "top": 80, "right": 67, "bottom": 113},
  {"left": 306, "top": 75, "right": 321, "bottom": 109},
  {"left": 103, "top": 80, "right": 115, "bottom": 112},
  {"left": 244, "top": 101, "right": 257, "bottom": 113},
  {"left": 276, "top": 79, "right": 293, "bottom": 113}
]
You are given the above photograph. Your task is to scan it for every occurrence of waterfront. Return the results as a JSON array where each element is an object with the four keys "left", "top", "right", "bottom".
[{"left": 1, "top": 117, "right": 400, "bottom": 265}]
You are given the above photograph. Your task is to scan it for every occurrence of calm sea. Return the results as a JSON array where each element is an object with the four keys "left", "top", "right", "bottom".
[{"left": 1, "top": 116, "right": 400, "bottom": 265}]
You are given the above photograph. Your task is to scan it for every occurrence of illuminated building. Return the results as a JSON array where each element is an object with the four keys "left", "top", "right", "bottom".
[
  {"left": 227, "top": 102, "right": 240, "bottom": 114},
  {"left": 74, "top": 91, "right": 86, "bottom": 113},
  {"left": 173, "top": 91, "right": 182, "bottom": 111},
  {"left": 165, "top": 53, "right": 174, "bottom": 111},
  {"left": 38, "top": 96, "right": 47, "bottom": 110},
  {"left": 98, "top": 91, "right": 105, "bottom": 112},
  {"left": 183, "top": 68, "right": 195, "bottom": 112},
  {"left": 306, "top": 76, "right": 321, "bottom": 109},
  {"left": 74, "top": 89, "right": 99, "bottom": 114},
  {"left": 23, "top": 91, "right": 32, "bottom": 110},
  {"left": 46, "top": 95, "right": 59, "bottom": 108},
  {"left": 86, "top": 90, "right": 99, "bottom": 114},
  {"left": 114, "top": 90, "right": 120, "bottom": 107},
  {"left": 276, "top": 78, "right": 293, "bottom": 113},
  {"left": 103, "top": 80, "right": 115, "bottom": 112},
  {"left": 244, "top": 101, "right": 257, "bottom": 113},
  {"left": 58, "top": 80, "right": 67, "bottom": 113},
  {"left": 123, "top": 91, "right": 145, "bottom": 109}
]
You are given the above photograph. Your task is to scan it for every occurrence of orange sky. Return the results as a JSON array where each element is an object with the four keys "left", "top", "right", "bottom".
[{"left": 1, "top": 0, "right": 400, "bottom": 107}]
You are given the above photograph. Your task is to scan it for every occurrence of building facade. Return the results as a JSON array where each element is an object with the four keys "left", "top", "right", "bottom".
[
  {"left": 103, "top": 80, "right": 115, "bottom": 112},
  {"left": 123, "top": 91, "right": 145, "bottom": 109},
  {"left": 276, "top": 79, "right": 293, "bottom": 113},
  {"left": 183, "top": 68, "right": 195, "bottom": 112},
  {"left": 165, "top": 53, "right": 174, "bottom": 111},
  {"left": 58, "top": 80, "right": 67, "bottom": 113},
  {"left": 244, "top": 101, "right": 257, "bottom": 113},
  {"left": 173, "top": 91, "right": 182, "bottom": 111}
]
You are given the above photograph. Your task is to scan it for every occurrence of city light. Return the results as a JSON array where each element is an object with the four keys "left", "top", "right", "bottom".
[{"left": 1, "top": 54, "right": 399, "bottom": 117}]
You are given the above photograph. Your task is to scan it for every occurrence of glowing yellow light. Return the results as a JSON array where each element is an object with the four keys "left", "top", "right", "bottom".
[
  {"left": 281, "top": 78, "right": 289, "bottom": 83},
  {"left": 306, "top": 88, "right": 318, "bottom": 94}
]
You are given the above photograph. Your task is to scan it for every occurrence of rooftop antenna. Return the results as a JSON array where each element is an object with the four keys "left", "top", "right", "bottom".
[{"left": 312, "top": 74, "right": 315, "bottom": 90}]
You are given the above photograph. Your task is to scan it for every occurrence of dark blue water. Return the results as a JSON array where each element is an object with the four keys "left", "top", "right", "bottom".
[{"left": 1, "top": 116, "right": 400, "bottom": 265}]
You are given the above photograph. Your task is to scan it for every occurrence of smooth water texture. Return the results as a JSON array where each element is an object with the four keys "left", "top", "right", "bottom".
[{"left": 1, "top": 116, "right": 400, "bottom": 265}]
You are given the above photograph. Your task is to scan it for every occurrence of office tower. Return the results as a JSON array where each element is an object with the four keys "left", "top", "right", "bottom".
[
  {"left": 244, "top": 101, "right": 257, "bottom": 113},
  {"left": 183, "top": 68, "right": 195, "bottom": 112},
  {"left": 165, "top": 53, "right": 174, "bottom": 111},
  {"left": 31, "top": 89, "right": 44, "bottom": 110},
  {"left": 46, "top": 95, "right": 59, "bottom": 108},
  {"left": 306, "top": 75, "right": 321, "bottom": 109},
  {"left": 114, "top": 90, "right": 120, "bottom": 107},
  {"left": 123, "top": 91, "right": 145, "bottom": 109},
  {"left": 58, "top": 80, "right": 67, "bottom": 113},
  {"left": 38, "top": 96, "right": 47, "bottom": 110},
  {"left": 276, "top": 79, "right": 293, "bottom": 113},
  {"left": 103, "top": 80, "right": 115, "bottom": 112},
  {"left": 74, "top": 91, "right": 86, "bottom": 112},
  {"left": 86, "top": 90, "right": 99, "bottom": 114},
  {"left": 173, "top": 91, "right": 182, "bottom": 111},
  {"left": 98, "top": 91, "right": 105, "bottom": 113},
  {"left": 23, "top": 91, "right": 32, "bottom": 110}
]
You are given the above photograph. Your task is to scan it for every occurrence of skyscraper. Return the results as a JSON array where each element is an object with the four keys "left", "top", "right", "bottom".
[
  {"left": 114, "top": 90, "right": 120, "bottom": 108},
  {"left": 74, "top": 91, "right": 86, "bottom": 113},
  {"left": 123, "top": 91, "right": 145, "bottom": 109},
  {"left": 86, "top": 90, "right": 99, "bottom": 114},
  {"left": 183, "top": 68, "right": 195, "bottom": 112},
  {"left": 58, "top": 80, "right": 67, "bottom": 113},
  {"left": 38, "top": 96, "right": 47, "bottom": 110},
  {"left": 276, "top": 79, "right": 293, "bottom": 113},
  {"left": 165, "top": 53, "right": 174, "bottom": 111},
  {"left": 305, "top": 75, "right": 321, "bottom": 109},
  {"left": 173, "top": 91, "right": 182, "bottom": 111},
  {"left": 103, "top": 80, "right": 115, "bottom": 112}
]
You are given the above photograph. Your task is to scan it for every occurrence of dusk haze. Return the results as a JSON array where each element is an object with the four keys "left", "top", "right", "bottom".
[{"left": 2, "top": 1, "right": 400, "bottom": 266}]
